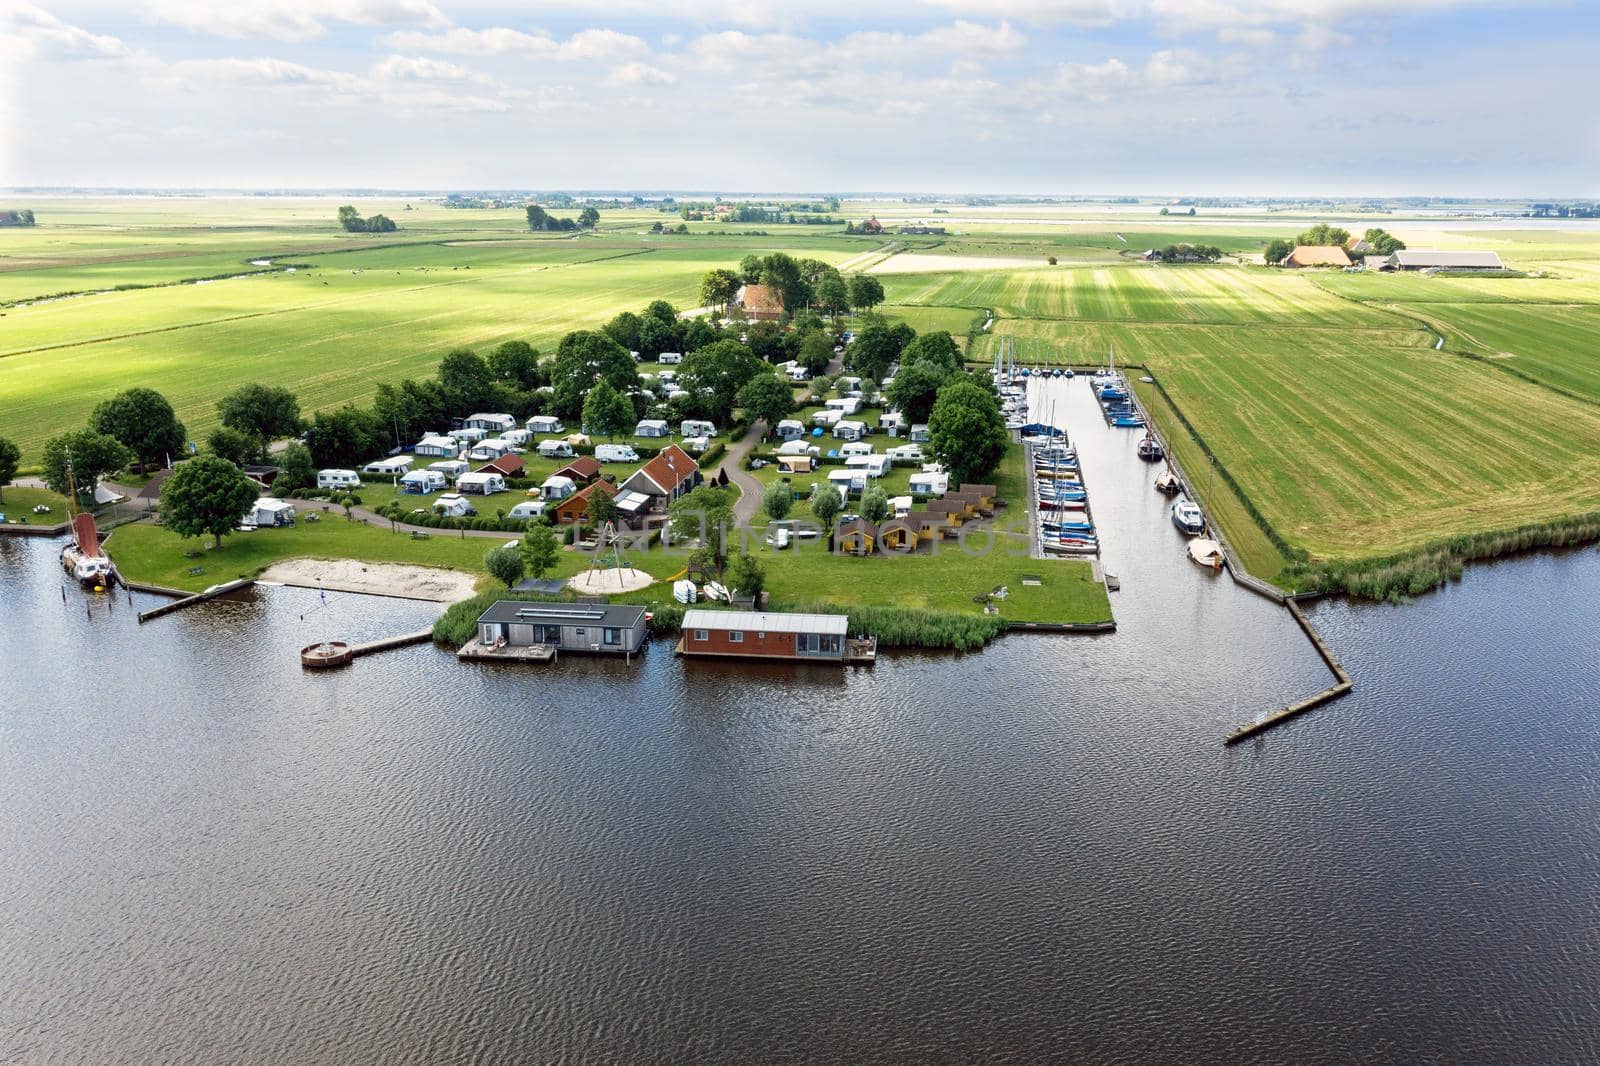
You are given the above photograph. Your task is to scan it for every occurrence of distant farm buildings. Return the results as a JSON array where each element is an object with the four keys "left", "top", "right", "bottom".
[
  {"left": 1389, "top": 250, "right": 1506, "bottom": 271},
  {"left": 899, "top": 225, "right": 947, "bottom": 235},
  {"left": 1285, "top": 245, "right": 1352, "bottom": 268}
]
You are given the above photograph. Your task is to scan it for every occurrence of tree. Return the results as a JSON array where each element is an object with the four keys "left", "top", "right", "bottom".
[
  {"left": 1263, "top": 238, "right": 1292, "bottom": 265},
  {"left": 303, "top": 406, "right": 381, "bottom": 468},
  {"left": 762, "top": 480, "right": 793, "bottom": 522},
  {"left": 437, "top": 348, "right": 497, "bottom": 415},
  {"left": 847, "top": 274, "right": 884, "bottom": 312},
  {"left": 1365, "top": 228, "right": 1406, "bottom": 255},
  {"left": 1159, "top": 206, "right": 1170, "bottom": 216},
  {"left": 604, "top": 310, "right": 644, "bottom": 351},
  {"left": 860, "top": 484, "right": 890, "bottom": 523},
  {"left": 737, "top": 254, "right": 764, "bottom": 283},
  {"left": 679, "top": 339, "right": 762, "bottom": 423},
  {"left": 549, "top": 330, "right": 639, "bottom": 419},
  {"left": 40, "top": 429, "right": 129, "bottom": 502},
  {"left": 520, "top": 522, "right": 561, "bottom": 579},
  {"left": 758, "top": 252, "right": 809, "bottom": 314},
  {"left": 338, "top": 205, "right": 365, "bottom": 232},
  {"left": 668, "top": 485, "right": 736, "bottom": 579},
  {"left": 816, "top": 273, "right": 849, "bottom": 318},
  {"left": 1295, "top": 223, "right": 1351, "bottom": 247},
  {"left": 699, "top": 268, "right": 741, "bottom": 310},
  {"left": 218, "top": 384, "right": 300, "bottom": 444},
  {"left": 585, "top": 486, "right": 620, "bottom": 529},
  {"left": 900, "top": 331, "right": 963, "bottom": 376},
  {"left": 578, "top": 206, "right": 600, "bottom": 228},
  {"left": 726, "top": 551, "right": 765, "bottom": 599},
  {"left": 488, "top": 340, "right": 542, "bottom": 390},
  {"left": 637, "top": 316, "right": 678, "bottom": 359},
  {"left": 928, "top": 378, "right": 1008, "bottom": 486},
  {"left": 90, "top": 387, "right": 186, "bottom": 472},
  {"left": 485, "top": 543, "right": 526, "bottom": 589},
  {"left": 0, "top": 436, "right": 20, "bottom": 502},
  {"left": 583, "top": 379, "right": 634, "bottom": 439},
  {"left": 886, "top": 362, "right": 950, "bottom": 425},
  {"left": 644, "top": 299, "right": 678, "bottom": 325},
  {"left": 847, "top": 323, "right": 903, "bottom": 383},
  {"left": 365, "top": 214, "right": 397, "bottom": 233},
  {"left": 208, "top": 426, "right": 258, "bottom": 466},
  {"left": 798, "top": 330, "right": 834, "bottom": 375},
  {"left": 736, "top": 372, "right": 797, "bottom": 429},
  {"left": 277, "top": 442, "right": 315, "bottom": 494},
  {"left": 160, "top": 454, "right": 259, "bottom": 548},
  {"left": 811, "top": 483, "right": 842, "bottom": 528}
]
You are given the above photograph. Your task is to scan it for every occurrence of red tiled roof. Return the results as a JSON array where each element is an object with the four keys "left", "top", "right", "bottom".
[
  {"left": 553, "top": 477, "right": 618, "bottom": 519},
  {"left": 553, "top": 456, "right": 601, "bottom": 482},
  {"left": 740, "top": 284, "right": 784, "bottom": 316},
  {"left": 480, "top": 454, "right": 524, "bottom": 477},
  {"left": 635, "top": 444, "right": 696, "bottom": 495},
  {"left": 1286, "top": 245, "right": 1351, "bottom": 267}
]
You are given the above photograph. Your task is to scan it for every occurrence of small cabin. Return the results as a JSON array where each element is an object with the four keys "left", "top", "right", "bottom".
[
  {"left": 678, "top": 610, "right": 852, "bottom": 662},
  {"left": 455, "top": 471, "right": 506, "bottom": 496},
  {"left": 959, "top": 483, "right": 997, "bottom": 514},
  {"left": 551, "top": 479, "right": 618, "bottom": 525},
  {"left": 552, "top": 456, "right": 602, "bottom": 484},
  {"left": 877, "top": 515, "right": 926, "bottom": 552},
  {"left": 835, "top": 517, "right": 877, "bottom": 556},
  {"left": 476, "top": 601, "right": 648, "bottom": 655},
  {"left": 479, "top": 454, "right": 524, "bottom": 479}
]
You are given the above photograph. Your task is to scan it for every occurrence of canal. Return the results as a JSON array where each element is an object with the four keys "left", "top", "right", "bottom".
[{"left": 2, "top": 509, "right": 1598, "bottom": 1059}]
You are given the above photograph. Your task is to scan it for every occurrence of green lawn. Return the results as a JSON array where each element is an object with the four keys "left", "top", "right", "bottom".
[{"left": 0, "top": 486, "right": 73, "bottom": 525}]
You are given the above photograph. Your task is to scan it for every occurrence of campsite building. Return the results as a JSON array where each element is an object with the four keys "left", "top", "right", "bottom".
[
  {"left": 1284, "top": 245, "right": 1352, "bottom": 268},
  {"left": 677, "top": 610, "right": 856, "bottom": 662},
  {"left": 475, "top": 600, "right": 648, "bottom": 656},
  {"left": 734, "top": 283, "right": 785, "bottom": 321},
  {"left": 836, "top": 517, "right": 877, "bottom": 555},
  {"left": 551, "top": 479, "right": 618, "bottom": 525},
  {"left": 618, "top": 444, "right": 700, "bottom": 514},
  {"left": 551, "top": 456, "right": 602, "bottom": 485},
  {"left": 477, "top": 454, "right": 524, "bottom": 479}
]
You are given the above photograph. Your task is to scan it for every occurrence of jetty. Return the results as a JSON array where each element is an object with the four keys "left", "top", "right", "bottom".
[
  {"left": 137, "top": 578, "right": 254, "bottom": 623},
  {"left": 456, "top": 636, "right": 558, "bottom": 664},
  {"left": 301, "top": 629, "right": 434, "bottom": 669}
]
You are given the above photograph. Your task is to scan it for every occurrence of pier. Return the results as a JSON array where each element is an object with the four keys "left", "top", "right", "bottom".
[{"left": 137, "top": 578, "right": 255, "bottom": 623}]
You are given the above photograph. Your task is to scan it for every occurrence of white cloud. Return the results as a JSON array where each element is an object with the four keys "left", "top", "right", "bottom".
[
  {"left": 380, "top": 26, "right": 649, "bottom": 61},
  {"left": 605, "top": 61, "right": 677, "bottom": 87},
  {"left": 1297, "top": 23, "right": 1355, "bottom": 48},
  {"left": 145, "top": 0, "right": 448, "bottom": 43},
  {"left": 1143, "top": 47, "right": 1220, "bottom": 88},
  {"left": 370, "top": 54, "right": 494, "bottom": 84},
  {"left": 5, "top": 3, "right": 130, "bottom": 60}
]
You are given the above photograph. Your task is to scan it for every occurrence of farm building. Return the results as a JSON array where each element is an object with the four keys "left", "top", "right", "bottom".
[
  {"left": 414, "top": 435, "right": 460, "bottom": 458},
  {"left": 1284, "top": 245, "right": 1352, "bottom": 268},
  {"left": 1344, "top": 236, "right": 1374, "bottom": 255},
  {"left": 475, "top": 601, "right": 648, "bottom": 656},
  {"left": 1362, "top": 255, "right": 1393, "bottom": 272},
  {"left": 551, "top": 479, "right": 618, "bottom": 525},
  {"left": 551, "top": 456, "right": 602, "bottom": 484},
  {"left": 878, "top": 513, "right": 940, "bottom": 552},
  {"left": 899, "top": 225, "right": 946, "bottom": 235},
  {"left": 677, "top": 610, "right": 859, "bottom": 662},
  {"left": 478, "top": 454, "right": 524, "bottom": 479},
  {"left": 1389, "top": 250, "right": 1506, "bottom": 271},
  {"left": 734, "top": 284, "right": 785, "bottom": 321},
  {"left": 619, "top": 444, "right": 700, "bottom": 512},
  {"left": 836, "top": 517, "right": 877, "bottom": 555}
]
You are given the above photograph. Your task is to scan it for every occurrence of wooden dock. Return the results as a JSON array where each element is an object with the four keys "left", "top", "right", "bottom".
[
  {"left": 1224, "top": 600, "right": 1354, "bottom": 744},
  {"left": 137, "top": 578, "right": 254, "bottom": 623},
  {"left": 456, "top": 636, "right": 557, "bottom": 664},
  {"left": 350, "top": 629, "right": 434, "bottom": 658}
]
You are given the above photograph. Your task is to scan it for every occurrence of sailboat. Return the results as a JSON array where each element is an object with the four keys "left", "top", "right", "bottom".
[{"left": 57, "top": 460, "right": 113, "bottom": 589}]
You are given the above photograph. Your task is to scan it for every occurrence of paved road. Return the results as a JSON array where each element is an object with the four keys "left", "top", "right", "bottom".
[{"left": 721, "top": 420, "right": 770, "bottom": 526}]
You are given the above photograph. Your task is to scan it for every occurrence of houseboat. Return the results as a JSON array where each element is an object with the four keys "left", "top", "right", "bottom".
[
  {"left": 677, "top": 610, "right": 875, "bottom": 664},
  {"left": 473, "top": 601, "right": 648, "bottom": 656}
]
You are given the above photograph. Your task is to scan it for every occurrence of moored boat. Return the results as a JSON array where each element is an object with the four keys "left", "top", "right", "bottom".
[
  {"left": 1188, "top": 538, "right": 1225, "bottom": 571},
  {"left": 1154, "top": 470, "right": 1180, "bottom": 495},
  {"left": 1136, "top": 435, "right": 1163, "bottom": 461},
  {"left": 1171, "top": 498, "right": 1205, "bottom": 536}
]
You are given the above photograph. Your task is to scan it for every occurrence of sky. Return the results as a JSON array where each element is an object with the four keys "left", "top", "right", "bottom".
[{"left": 2, "top": 0, "right": 1595, "bottom": 197}]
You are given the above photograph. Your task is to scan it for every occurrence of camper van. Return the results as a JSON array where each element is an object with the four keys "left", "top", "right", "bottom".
[
  {"left": 657, "top": 351, "right": 683, "bottom": 365},
  {"left": 507, "top": 500, "right": 547, "bottom": 521},
  {"left": 316, "top": 469, "right": 361, "bottom": 490},
  {"left": 526, "top": 415, "right": 565, "bottom": 435},
  {"left": 595, "top": 444, "right": 639, "bottom": 463},
  {"left": 680, "top": 420, "right": 716, "bottom": 439},
  {"left": 433, "top": 494, "right": 476, "bottom": 517},
  {"left": 455, "top": 471, "right": 506, "bottom": 496},
  {"left": 536, "top": 439, "right": 574, "bottom": 459},
  {"left": 400, "top": 469, "right": 447, "bottom": 494}
]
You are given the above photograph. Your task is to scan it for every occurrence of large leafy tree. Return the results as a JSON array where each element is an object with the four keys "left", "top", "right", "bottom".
[
  {"left": 485, "top": 544, "right": 526, "bottom": 589},
  {"left": 582, "top": 379, "right": 635, "bottom": 440},
  {"left": 762, "top": 480, "right": 792, "bottom": 522},
  {"left": 488, "top": 341, "right": 542, "bottom": 390},
  {"left": 585, "top": 486, "right": 621, "bottom": 529},
  {"left": 815, "top": 273, "right": 849, "bottom": 318},
  {"left": 0, "top": 436, "right": 20, "bottom": 502},
  {"left": 549, "top": 331, "right": 639, "bottom": 419},
  {"left": 679, "top": 339, "right": 762, "bottom": 424},
  {"left": 699, "top": 268, "right": 741, "bottom": 310},
  {"left": 1295, "top": 222, "right": 1351, "bottom": 247},
  {"left": 90, "top": 387, "right": 187, "bottom": 471},
  {"left": 1364, "top": 228, "right": 1406, "bottom": 255},
  {"left": 277, "top": 442, "right": 316, "bottom": 493},
  {"left": 602, "top": 310, "right": 643, "bottom": 351},
  {"left": 847, "top": 274, "right": 885, "bottom": 312},
  {"left": 860, "top": 484, "right": 890, "bottom": 523},
  {"left": 637, "top": 316, "right": 679, "bottom": 359},
  {"left": 668, "top": 485, "right": 736, "bottom": 580},
  {"left": 798, "top": 330, "right": 834, "bottom": 375},
  {"left": 736, "top": 372, "right": 797, "bottom": 429},
  {"left": 726, "top": 551, "right": 764, "bottom": 598},
  {"left": 373, "top": 378, "right": 447, "bottom": 446},
  {"left": 160, "top": 455, "right": 259, "bottom": 548},
  {"left": 928, "top": 378, "right": 1008, "bottom": 485},
  {"left": 810, "top": 483, "right": 842, "bottom": 528},
  {"left": 520, "top": 523, "right": 561, "bottom": 579},
  {"left": 218, "top": 384, "right": 301, "bottom": 446},
  {"left": 899, "top": 331, "right": 964, "bottom": 376},
  {"left": 1262, "top": 238, "right": 1292, "bottom": 265},
  {"left": 41, "top": 429, "right": 130, "bottom": 502},
  {"left": 758, "top": 252, "right": 810, "bottom": 314},
  {"left": 886, "top": 362, "right": 950, "bottom": 426},
  {"left": 846, "top": 323, "right": 905, "bottom": 383},
  {"left": 578, "top": 206, "right": 600, "bottom": 228},
  {"left": 303, "top": 406, "right": 382, "bottom": 468},
  {"left": 208, "top": 426, "right": 258, "bottom": 467},
  {"left": 437, "top": 348, "right": 498, "bottom": 415}
]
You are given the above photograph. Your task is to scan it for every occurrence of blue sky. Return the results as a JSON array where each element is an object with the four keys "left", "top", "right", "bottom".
[{"left": 2, "top": 0, "right": 1594, "bottom": 196}]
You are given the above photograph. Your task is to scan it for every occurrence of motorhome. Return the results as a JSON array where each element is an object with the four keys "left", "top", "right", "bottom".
[
  {"left": 595, "top": 444, "right": 639, "bottom": 463},
  {"left": 681, "top": 419, "right": 717, "bottom": 439}
]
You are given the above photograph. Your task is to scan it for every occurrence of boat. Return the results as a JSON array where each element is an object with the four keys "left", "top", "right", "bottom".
[
  {"left": 702, "top": 581, "right": 730, "bottom": 602},
  {"left": 1063, "top": 368, "right": 1075, "bottom": 379},
  {"left": 1111, "top": 414, "right": 1145, "bottom": 428},
  {"left": 1171, "top": 498, "right": 1205, "bottom": 536},
  {"left": 1188, "top": 538, "right": 1225, "bottom": 571},
  {"left": 59, "top": 507, "right": 113, "bottom": 589},
  {"left": 1136, "top": 435, "right": 1163, "bottom": 461},
  {"left": 673, "top": 578, "right": 698, "bottom": 604},
  {"left": 1154, "top": 470, "right": 1180, "bottom": 495}
]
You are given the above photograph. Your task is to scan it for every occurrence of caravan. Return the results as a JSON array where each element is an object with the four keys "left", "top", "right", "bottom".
[
  {"left": 316, "top": 469, "right": 361, "bottom": 490},
  {"left": 427, "top": 459, "right": 470, "bottom": 482},
  {"left": 400, "top": 468, "right": 447, "bottom": 494},
  {"left": 433, "top": 494, "right": 476, "bottom": 517},
  {"left": 635, "top": 419, "right": 670, "bottom": 438},
  {"left": 846, "top": 454, "right": 891, "bottom": 478},
  {"left": 833, "top": 420, "right": 867, "bottom": 442},
  {"left": 412, "top": 434, "right": 460, "bottom": 458},
  {"left": 775, "top": 419, "right": 805, "bottom": 441},
  {"left": 468, "top": 438, "right": 515, "bottom": 462},
  {"left": 249, "top": 498, "right": 296, "bottom": 528},
  {"left": 362, "top": 456, "right": 413, "bottom": 476},
  {"left": 455, "top": 471, "right": 506, "bottom": 496},
  {"left": 536, "top": 439, "right": 575, "bottom": 459},
  {"left": 525, "top": 415, "right": 565, "bottom": 435}
]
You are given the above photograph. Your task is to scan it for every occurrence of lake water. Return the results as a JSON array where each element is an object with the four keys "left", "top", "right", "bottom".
[{"left": 3, "top": 383, "right": 1599, "bottom": 1061}]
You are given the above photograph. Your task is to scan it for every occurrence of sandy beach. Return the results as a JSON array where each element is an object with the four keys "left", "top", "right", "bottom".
[{"left": 257, "top": 559, "right": 478, "bottom": 602}]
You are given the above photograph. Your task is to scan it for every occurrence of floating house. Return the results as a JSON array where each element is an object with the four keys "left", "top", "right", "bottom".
[
  {"left": 678, "top": 610, "right": 860, "bottom": 662},
  {"left": 475, "top": 601, "right": 648, "bottom": 655}
]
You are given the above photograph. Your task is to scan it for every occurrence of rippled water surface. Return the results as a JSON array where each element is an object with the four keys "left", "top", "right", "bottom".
[{"left": 4, "top": 412, "right": 1599, "bottom": 1063}]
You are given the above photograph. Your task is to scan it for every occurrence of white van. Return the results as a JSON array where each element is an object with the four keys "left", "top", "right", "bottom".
[
  {"left": 508, "top": 500, "right": 547, "bottom": 520},
  {"left": 317, "top": 469, "right": 360, "bottom": 490},
  {"left": 657, "top": 351, "right": 683, "bottom": 365},
  {"left": 681, "top": 419, "right": 717, "bottom": 438},
  {"left": 595, "top": 444, "right": 639, "bottom": 463},
  {"left": 433, "top": 494, "right": 476, "bottom": 517},
  {"left": 536, "top": 439, "right": 574, "bottom": 459}
]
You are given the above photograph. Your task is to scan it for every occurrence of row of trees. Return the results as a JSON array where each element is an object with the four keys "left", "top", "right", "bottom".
[
  {"left": 0, "top": 209, "right": 36, "bottom": 227},
  {"left": 527, "top": 205, "right": 599, "bottom": 232},
  {"left": 1149, "top": 243, "right": 1223, "bottom": 263},
  {"left": 337, "top": 206, "right": 397, "bottom": 233}
]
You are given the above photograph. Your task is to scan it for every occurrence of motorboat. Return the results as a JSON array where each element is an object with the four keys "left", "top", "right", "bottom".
[
  {"left": 1188, "top": 538, "right": 1225, "bottom": 571},
  {"left": 1171, "top": 498, "right": 1205, "bottom": 536}
]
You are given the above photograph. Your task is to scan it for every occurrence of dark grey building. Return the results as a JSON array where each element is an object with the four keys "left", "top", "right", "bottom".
[{"left": 475, "top": 601, "right": 649, "bottom": 655}]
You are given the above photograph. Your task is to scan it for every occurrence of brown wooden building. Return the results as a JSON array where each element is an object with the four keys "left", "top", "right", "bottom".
[{"left": 678, "top": 610, "right": 852, "bottom": 662}]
